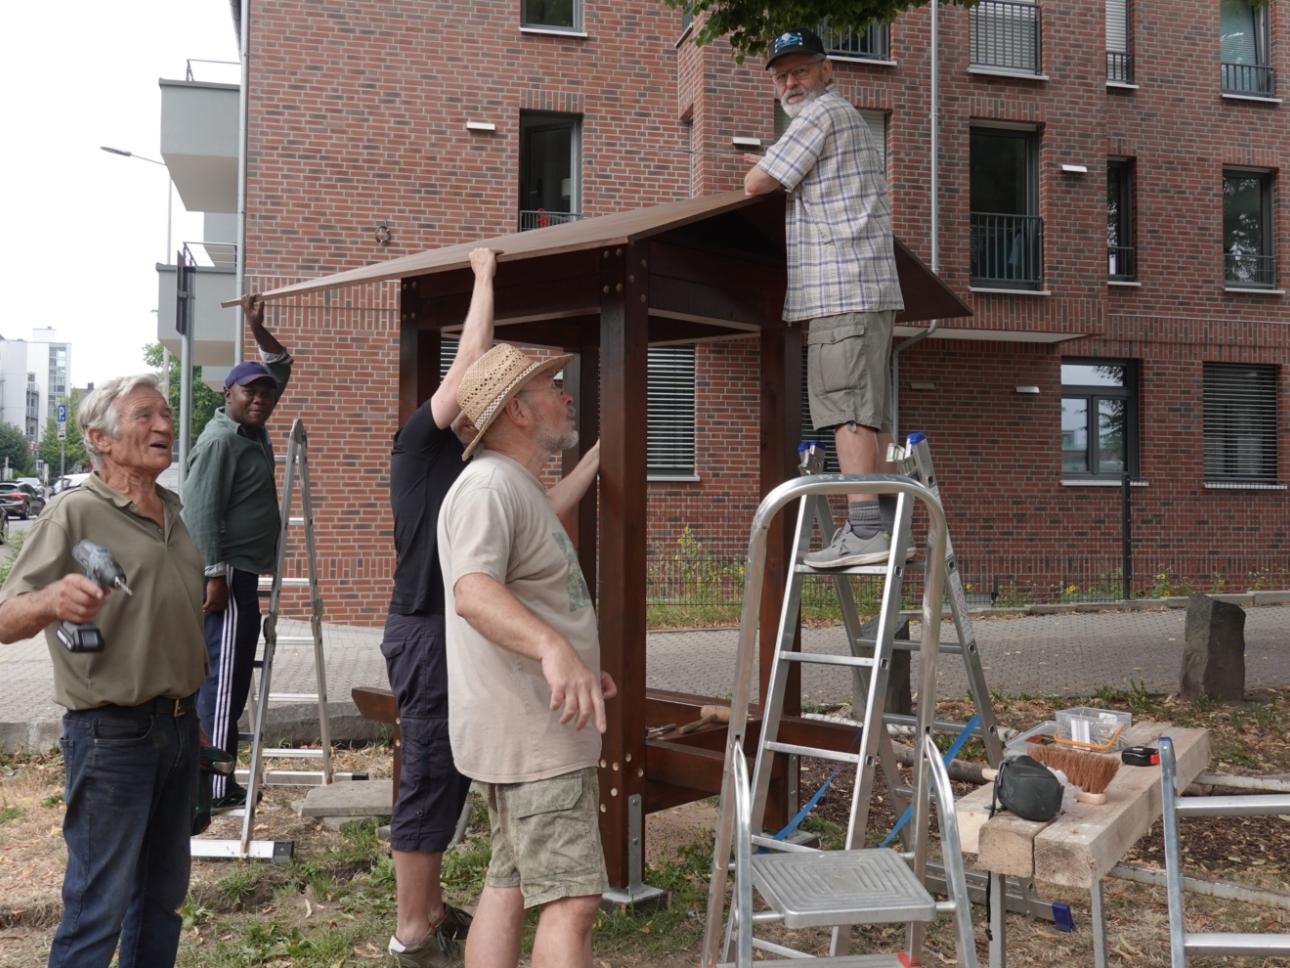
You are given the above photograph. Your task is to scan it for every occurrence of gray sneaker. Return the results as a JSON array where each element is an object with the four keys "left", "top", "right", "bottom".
[
  {"left": 804, "top": 528, "right": 894, "bottom": 569},
  {"left": 388, "top": 906, "right": 472, "bottom": 967}
]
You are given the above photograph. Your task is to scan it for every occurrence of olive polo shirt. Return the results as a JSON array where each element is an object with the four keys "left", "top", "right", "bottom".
[{"left": 0, "top": 474, "right": 208, "bottom": 711}]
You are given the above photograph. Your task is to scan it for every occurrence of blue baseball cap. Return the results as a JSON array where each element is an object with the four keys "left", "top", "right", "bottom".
[
  {"left": 224, "top": 361, "right": 278, "bottom": 390},
  {"left": 766, "top": 28, "right": 826, "bottom": 69}
]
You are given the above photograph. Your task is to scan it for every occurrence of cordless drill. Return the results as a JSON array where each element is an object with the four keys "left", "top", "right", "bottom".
[{"left": 56, "top": 540, "right": 133, "bottom": 653}]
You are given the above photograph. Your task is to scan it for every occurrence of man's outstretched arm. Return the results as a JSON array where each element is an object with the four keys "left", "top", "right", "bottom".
[{"left": 431, "top": 247, "right": 497, "bottom": 429}]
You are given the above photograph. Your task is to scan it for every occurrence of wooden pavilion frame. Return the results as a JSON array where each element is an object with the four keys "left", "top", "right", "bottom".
[{"left": 249, "top": 190, "right": 971, "bottom": 897}]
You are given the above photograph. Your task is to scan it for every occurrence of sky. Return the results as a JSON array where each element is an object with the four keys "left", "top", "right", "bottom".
[{"left": 1, "top": 2, "right": 239, "bottom": 389}]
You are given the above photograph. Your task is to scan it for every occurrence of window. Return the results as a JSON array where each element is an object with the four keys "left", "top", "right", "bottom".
[
  {"left": 1107, "top": 159, "right": 1135, "bottom": 280},
  {"left": 518, "top": 112, "right": 581, "bottom": 231},
  {"left": 1221, "top": 0, "right": 1274, "bottom": 95},
  {"left": 681, "top": 1, "right": 693, "bottom": 33},
  {"left": 1061, "top": 360, "right": 1137, "bottom": 479},
  {"left": 970, "top": 127, "right": 1042, "bottom": 289},
  {"left": 522, "top": 0, "right": 581, "bottom": 32},
  {"left": 1204, "top": 363, "right": 1279, "bottom": 484},
  {"left": 970, "top": 0, "right": 1042, "bottom": 75},
  {"left": 1223, "top": 170, "right": 1276, "bottom": 287},
  {"left": 1106, "top": 0, "right": 1132, "bottom": 82},
  {"left": 816, "top": 19, "right": 890, "bottom": 61},
  {"left": 684, "top": 116, "right": 696, "bottom": 198},
  {"left": 647, "top": 346, "right": 696, "bottom": 478}
]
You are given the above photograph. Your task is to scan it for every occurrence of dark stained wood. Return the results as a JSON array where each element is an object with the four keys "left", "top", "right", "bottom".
[
  {"left": 596, "top": 242, "right": 650, "bottom": 889},
  {"left": 351, "top": 686, "right": 401, "bottom": 799},
  {"left": 398, "top": 281, "right": 440, "bottom": 425}
]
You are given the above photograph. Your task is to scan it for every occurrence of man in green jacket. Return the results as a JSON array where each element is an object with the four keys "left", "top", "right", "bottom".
[{"left": 183, "top": 295, "right": 292, "bottom": 807}]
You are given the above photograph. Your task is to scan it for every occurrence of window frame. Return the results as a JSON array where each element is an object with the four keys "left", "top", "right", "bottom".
[
  {"left": 518, "top": 111, "right": 582, "bottom": 231},
  {"left": 1060, "top": 358, "right": 1139, "bottom": 481},
  {"left": 1203, "top": 362, "right": 1280, "bottom": 486},
  {"left": 1107, "top": 158, "right": 1136, "bottom": 281},
  {"left": 1222, "top": 168, "right": 1276, "bottom": 288},
  {"left": 1220, "top": 0, "right": 1274, "bottom": 96},
  {"left": 521, "top": 0, "right": 583, "bottom": 33},
  {"left": 1106, "top": 0, "right": 1133, "bottom": 83},
  {"left": 970, "top": 125, "right": 1043, "bottom": 290}
]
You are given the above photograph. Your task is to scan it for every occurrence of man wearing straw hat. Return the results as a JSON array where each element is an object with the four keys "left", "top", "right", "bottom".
[{"left": 438, "top": 343, "right": 613, "bottom": 968}]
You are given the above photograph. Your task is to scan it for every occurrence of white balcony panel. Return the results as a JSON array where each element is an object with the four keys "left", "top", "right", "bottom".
[
  {"left": 156, "top": 264, "right": 238, "bottom": 366},
  {"left": 159, "top": 79, "right": 238, "bottom": 213}
]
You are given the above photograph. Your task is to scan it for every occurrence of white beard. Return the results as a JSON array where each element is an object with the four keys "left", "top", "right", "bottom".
[{"left": 780, "top": 86, "right": 822, "bottom": 119}]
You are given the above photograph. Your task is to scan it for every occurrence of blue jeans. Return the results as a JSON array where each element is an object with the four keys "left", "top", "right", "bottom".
[{"left": 48, "top": 702, "right": 199, "bottom": 968}]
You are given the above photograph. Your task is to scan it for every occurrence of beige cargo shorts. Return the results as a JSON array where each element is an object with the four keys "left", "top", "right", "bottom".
[
  {"left": 805, "top": 310, "right": 895, "bottom": 433},
  {"left": 479, "top": 766, "right": 609, "bottom": 909}
]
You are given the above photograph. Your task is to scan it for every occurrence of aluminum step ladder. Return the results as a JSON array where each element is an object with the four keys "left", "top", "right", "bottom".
[
  {"left": 1158, "top": 735, "right": 1290, "bottom": 965},
  {"left": 701, "top": 453, "right": 978, "bottom": 967},
  {"left": 191, "top": 418, "right": 332, "bottom": 861}
]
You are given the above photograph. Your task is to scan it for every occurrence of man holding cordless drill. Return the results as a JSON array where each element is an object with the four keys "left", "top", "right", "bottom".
[{"left": 0, "top": 374, "right": 207, "bottom": 968}]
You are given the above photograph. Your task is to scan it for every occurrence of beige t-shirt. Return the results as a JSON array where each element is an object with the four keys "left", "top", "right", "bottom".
[{"left": 437, "top": 450, "right": 600, "bottom": 783}]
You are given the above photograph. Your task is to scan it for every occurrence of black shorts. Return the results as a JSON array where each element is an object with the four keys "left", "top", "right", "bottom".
[{"left": 380, "top": 612, "right": 471, "bottom": 853}]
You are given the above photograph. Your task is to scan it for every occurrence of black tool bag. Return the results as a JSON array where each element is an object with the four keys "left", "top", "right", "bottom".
[{"left": 990, "top": 754, "right": 1063, "bottom": 822}]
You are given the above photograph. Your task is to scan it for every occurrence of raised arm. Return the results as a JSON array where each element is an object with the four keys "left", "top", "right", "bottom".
[
  {"left": 242, "top": 294, "right": 287, "bottom": 357},
  {"left": 548, "top": 439, "right": 599, "bottom": 530},
  {"left": 453, "top": 571, "right": 609, "bottom": 733},
  {"left": 431, "top": 248, "right": 497, "bottom": 429}
]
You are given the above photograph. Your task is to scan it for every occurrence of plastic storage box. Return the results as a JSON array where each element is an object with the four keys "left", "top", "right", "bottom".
[
  {"left": 1004, "top": 720, "right": 1059, "bottom": 757},
  {"left": 1055, "top": 707, "right": 1131, "bottom": 751}
]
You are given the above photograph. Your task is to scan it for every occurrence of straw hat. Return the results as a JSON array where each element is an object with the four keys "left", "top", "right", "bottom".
[{"left": 456, "top": 343, "right": 572, "bottom": 460}]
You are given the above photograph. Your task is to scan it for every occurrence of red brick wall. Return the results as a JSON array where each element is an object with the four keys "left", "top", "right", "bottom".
[{"left": 246, "top": 0, "right": 1289, "bottom": 623}]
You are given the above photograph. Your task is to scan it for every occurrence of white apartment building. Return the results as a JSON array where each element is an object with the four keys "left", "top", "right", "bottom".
[{"left": 0, "top": 327, "right": 72, "bottom": 441}]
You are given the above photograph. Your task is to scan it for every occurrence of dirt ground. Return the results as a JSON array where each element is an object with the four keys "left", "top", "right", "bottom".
[{"left": 3, "top": 688, "right": 1290, "bottom": 966}]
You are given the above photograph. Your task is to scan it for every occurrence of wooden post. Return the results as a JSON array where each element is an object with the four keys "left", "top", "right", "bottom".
[
  {"left": 562, "top": 351, "right": 601, "bottom": 588},
  {"left": 398, "top": 279, "right": 440, "bottom": 423},
  {"left": 596, "top": 243, "right": 649, "bottom": 890}
]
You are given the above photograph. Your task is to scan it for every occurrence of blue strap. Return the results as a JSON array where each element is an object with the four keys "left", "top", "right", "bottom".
[{"left": 880, "top": 714, "right": 981, "bottom": 848}]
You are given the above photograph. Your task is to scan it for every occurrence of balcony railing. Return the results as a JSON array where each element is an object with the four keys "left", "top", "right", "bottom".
[
  {"left": 816, "top": 20, "right": 890, "bottom": 61},
  {"left": 518, "top": 209, "right": 581, "bottom": 231},
  {"left": 971, "top": 212, "right": 1044, "bottom": 289},
  {"left": 1222, "top": 62, "right": 1276, "bottom": 96},
  {"left": 1225, "top": 250, "right": 1277, "bottom": 288},
  {"left": 1106, "top": 50, "right": 1133, "bottom": 84},
  {"left": 970, "top": 0, "right": 1042, "bottom": 75},
  {"left": 1108, "top": 245, "right": 1136, "bottom": 281}
]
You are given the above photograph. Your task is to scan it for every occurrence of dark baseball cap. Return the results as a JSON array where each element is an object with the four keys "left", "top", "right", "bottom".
[
  {"left": 224, "top": 361, "right": 279, "bottom": 389},
  {"left": 766, "top": 28, "right": 826, "bottom": 69}
]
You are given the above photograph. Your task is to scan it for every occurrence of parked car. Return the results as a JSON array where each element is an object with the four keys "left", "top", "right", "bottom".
[
  {"left": 0, "top": 481, "right": 45, "bottom": 519},
  {"left": 52, "top": 473, "right": 92, "bottom": 495}
]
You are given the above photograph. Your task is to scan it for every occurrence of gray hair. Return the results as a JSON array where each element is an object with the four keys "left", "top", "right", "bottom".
[{"left": 78, "top": 374, "right": 165, "bottom": 467}]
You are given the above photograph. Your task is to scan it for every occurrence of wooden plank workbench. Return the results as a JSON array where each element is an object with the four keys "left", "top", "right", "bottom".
[{"left": 955, "top": 722, "right": 1209, "bottom": 967}]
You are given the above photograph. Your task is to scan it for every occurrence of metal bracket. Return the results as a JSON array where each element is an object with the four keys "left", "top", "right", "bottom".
[{"left": 600, "top": 794, "right": 667, "bottom": 913}]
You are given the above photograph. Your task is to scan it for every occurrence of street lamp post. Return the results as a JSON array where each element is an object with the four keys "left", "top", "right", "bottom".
[{"left": 100, "top": 146, "right": 191, "bottom": 489}]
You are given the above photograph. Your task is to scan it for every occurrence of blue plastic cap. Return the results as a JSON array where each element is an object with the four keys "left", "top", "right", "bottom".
[
  {"left": 797, "top": 441, "right": 811, "bottom": 452},
  {"left": 908, "top": 431, "right": 927, "bottom": 444},
  {"left": 1051, "top": 902, "right": 1076, "bottom": 933}
]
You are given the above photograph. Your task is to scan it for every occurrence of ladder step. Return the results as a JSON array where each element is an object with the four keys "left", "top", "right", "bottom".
[
  {"left": 259, "top": 577, "right": 311, "bottom": 588},
  {"left": 780, "top": 651, "right": 875, "bottom": 669},
  {"left": 271, "top": 635, "right": 317, "bottom": 645},
  {"left": 1185, "top": 934, "right": 1290, "bottom": 956},
  {"left": 261, "top": 747, "right": 326, "bottom": 759},
  {"left": 721, "top": 957, "right": 914, "bottom": 967},
  {"left": 268, "top": 692, "right": 320, "bottom": 703},
  {"left": 288, "top": 516, "right": 305, "bottom": 525},
  {"left": 764, "top": 741, "right": 861, "bottom": 765},
  {"left": 751, "top": 848, "right": 937, "bottom": 928}
]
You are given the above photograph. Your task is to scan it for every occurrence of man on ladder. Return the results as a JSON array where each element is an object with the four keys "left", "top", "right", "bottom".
[
  {"left": 744, "top": 27, "right": 906, "bottom": 568},
  {"left": 184, "top": 295, "right": 294, "bottom": 809}
]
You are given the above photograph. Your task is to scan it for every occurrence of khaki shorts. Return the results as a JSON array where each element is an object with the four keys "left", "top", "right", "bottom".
[
  {"left": 480, "top": 766, "right": 609, "bottom": 909},
  {"left": 806, "top": 310, "right": 895, "bottom": 433}
]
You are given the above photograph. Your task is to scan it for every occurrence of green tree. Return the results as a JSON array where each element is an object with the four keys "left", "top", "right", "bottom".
[
  {"left": 143, "top": 343, "right": 224, "bottom": 443},
  {"left": 38, "top": 389, "right": 88, "bottom": 477},
  {"left": 663, "top": 0, "right": 984, "bottom": 59},
  {"left": 0, "top": 423, "right": 35, "bottom": 478}
]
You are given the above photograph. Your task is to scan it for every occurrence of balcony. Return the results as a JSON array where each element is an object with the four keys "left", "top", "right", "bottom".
[
  {"left": 1222, "top": 62, "right": 1276, "bottom": 97},
  {"left": 156, "top": 242, "right": 238, "bottom": 366},
  {"left": 159, "top": 78, "right": 239, "bottom": 213},
  {"left": 518, "top": 210, "right": 581, "bottom": 231},
  {"left": 1225, "top": 249, "right": 1277, "bottom": 288},
  {"left": 1108, "top": 245, "right": 1137, "bottom": 282},
  {"left": 816, "top": 20, "right": 890, "bottom": 61},
  {"left": 1106, "top": 51, "right": 1133, "bottom": 84},
  {"left": 970, "top": 213, "right": 1044, "bottom": 289},
  {"left": 970, "top": 0, "right": 1042, "bottom": 76}
]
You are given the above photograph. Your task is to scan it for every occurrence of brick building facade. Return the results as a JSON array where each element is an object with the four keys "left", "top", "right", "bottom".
[{"left": 241, "top": 0, "right": 1288, "bottom": 624}]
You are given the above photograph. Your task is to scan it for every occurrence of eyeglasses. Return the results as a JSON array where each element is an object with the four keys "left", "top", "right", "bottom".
[{"left": 771, "top": 62, "right": 823, "bottom": 87}]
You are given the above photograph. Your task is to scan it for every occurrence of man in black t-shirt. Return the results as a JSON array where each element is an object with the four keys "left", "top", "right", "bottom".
[{"left": 383, "top": 247, "right": 496, "bottom": 967}]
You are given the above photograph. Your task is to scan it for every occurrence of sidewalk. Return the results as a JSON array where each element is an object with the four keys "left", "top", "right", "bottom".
[{"left": 3, "top": 604, "right": 1288, "bottom": 751}]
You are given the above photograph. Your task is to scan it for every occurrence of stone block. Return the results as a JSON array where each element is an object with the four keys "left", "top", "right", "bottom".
[{"left": 1181, "top": 593, "right": 1246, "bottom": 701}]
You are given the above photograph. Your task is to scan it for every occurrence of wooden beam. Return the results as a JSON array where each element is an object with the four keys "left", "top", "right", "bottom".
[
  {"left": 398, "top": 280, "right": 440, "bottom": 424},
  {"left": 563, "top": 351, "right": 600, "bottom": 587},
  {"left": 596, "top": 242, "right": 650, "bottom": 889}
]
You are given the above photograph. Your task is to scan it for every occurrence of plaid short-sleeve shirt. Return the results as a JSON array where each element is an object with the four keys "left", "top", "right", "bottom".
[{"left": 759, "top": 86, "right": 904, "bottom": 322}]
